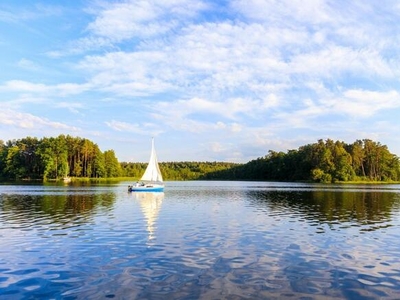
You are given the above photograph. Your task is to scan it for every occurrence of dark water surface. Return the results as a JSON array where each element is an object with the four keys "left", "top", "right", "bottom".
[{"left": 1, "top": 181, "right": 400, "bottom": 299}]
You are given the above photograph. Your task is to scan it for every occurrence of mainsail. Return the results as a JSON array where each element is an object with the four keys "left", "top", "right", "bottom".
[{"left": 140, "top": 138, "right": 163, "bottom": 183}]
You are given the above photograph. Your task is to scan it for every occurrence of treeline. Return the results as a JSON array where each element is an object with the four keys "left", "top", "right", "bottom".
[
  {"left": 0, "top": 135, "right": 121, "bottom": 180},
  {"left": 0, "top": 135, "right": 237, "bottom": 181},
  {"left": 121, "top": 161, "right": 239, "bottom": 180},
  {"left": 202, "top": 139, "right": 400, "bottom": 183},
  {"left": 2, "top": 136, "right": 399, "bottom": 183}
]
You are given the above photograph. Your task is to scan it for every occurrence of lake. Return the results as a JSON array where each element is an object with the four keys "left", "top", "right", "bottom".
[{"left": 1, "top": 181, "right": 400, "bottom": 299}]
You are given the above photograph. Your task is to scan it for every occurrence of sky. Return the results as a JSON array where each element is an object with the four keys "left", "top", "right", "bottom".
[{"left": 1, "top": 0, "right": 400, "bottom": 163}]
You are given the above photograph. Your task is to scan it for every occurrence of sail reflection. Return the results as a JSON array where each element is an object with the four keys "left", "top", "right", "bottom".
[{"left": 134, "top": 192, "right": 164, "bottom": 240}]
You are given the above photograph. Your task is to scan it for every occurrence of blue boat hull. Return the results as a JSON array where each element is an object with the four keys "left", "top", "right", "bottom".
[{"left": 128, "top": 184, "right": 164, "bottom": 192}]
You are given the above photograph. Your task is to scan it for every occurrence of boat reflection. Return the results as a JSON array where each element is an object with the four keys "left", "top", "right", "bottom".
[{"left": 134, "top": 192, "right": 164, "bottom": 240}]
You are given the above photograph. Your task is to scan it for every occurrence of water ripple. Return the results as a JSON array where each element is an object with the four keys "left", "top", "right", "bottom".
[{"left": 1, "top": 182, "right": 400, "bottom": 298}]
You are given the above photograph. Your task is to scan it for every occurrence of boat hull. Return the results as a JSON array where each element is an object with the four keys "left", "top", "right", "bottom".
[{"left": 128, "top": 184, "right": 164, "bottom": 192}]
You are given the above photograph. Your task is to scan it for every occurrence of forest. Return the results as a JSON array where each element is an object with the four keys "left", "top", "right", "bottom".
[
  {"left": 0, "top": 135, "right": 121, "bottom": 180},
  {"left": 0, "top": 135, "right": 236, "bottom": 181},
  {"left": 202, "top": 139, "right": 400, "bottom": 183},
  {"left": 0, "top": 135, "right": 399, "bottom": 183},
  {"left": 121, "top": 161, "right": 239, "bottom": 181}
]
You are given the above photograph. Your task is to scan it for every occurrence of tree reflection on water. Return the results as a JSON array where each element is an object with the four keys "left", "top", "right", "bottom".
[
  {"left": 0, "top": 192, "right": 116, "bottom": 227},
  {"left": 247, "top": 188, "right": 400, "bottom": 231}
]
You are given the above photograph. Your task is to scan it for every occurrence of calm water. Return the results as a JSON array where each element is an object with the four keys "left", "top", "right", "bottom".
[{"left": 1, "top": 181, "right": 400, "bottom": 299}]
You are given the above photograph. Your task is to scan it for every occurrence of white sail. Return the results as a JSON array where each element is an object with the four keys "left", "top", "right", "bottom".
[{"left": 140, "top": 138, "right": 163, "bottom": 183}]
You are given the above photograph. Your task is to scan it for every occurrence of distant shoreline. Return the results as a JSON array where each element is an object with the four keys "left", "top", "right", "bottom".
[{"left": 2, "top": 178, "right": 400, "bottom": 185}]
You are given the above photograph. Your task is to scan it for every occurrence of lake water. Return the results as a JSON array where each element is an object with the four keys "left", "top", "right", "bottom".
[{"left": 1, "top": 181, "right": 400, "bottom": 299}]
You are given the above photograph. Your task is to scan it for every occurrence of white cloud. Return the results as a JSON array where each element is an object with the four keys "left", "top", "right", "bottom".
[
  {"left": 331, "top": 89, "right": 400, "bottom": 118},
  {"left": 210, "top": 141, "right": 225, "bottom": 153},
  {"left": 231, "top": 123, "right": 242, "bottom": 133},
  {"left": 155, "top": 96, "right": 279, "bottom": 123},
  {"left": 77, "top": 51, "right": 176, "bottom": 96},
  {"left": 0, "top": 109, "right": 80, "bottom": 131},
  {"left": 289, "top": 46, "right": 396, "bottom": 79},
  {"left": 231, "top": 0, "right": 333, "bottom": 25},
  {"left": 17, "top": 58, "right": 40, "bottom": 70},
  {"left": 2, "top": 94, "right": 48, "bottom": 108},
  {"left": 85, "top": 0, "right": 209, "bottom": 42},
  {"left": 87, "top": 1, "right": 167, "bottom": 40},
  {"left": 105, "top": 120, "right": 164, "bottom": 136},
  {"left": 1, "top": 80, "right": 49, "bottom": 93},
  {"left": 0, "top": 80, "right": 91, "bottom": 96},
  {"left": 170, "top": 21, "right": 302, "bottom": 81},
  {"left": 74, "top": 21, "right": 304, "bottom": 99},
  {"left": 46, "top": 0, "right": 210, "bottom": 56},
  {"left": 47, "top": 37, "right": 115, "bottom": 57},
  {"left": 57, "top": 102, "right": 85, "bottom": 114},
  {"left": 274, "top": 89, "right": 400, "bottom": 130},
  {"left": 71, "top": 11, "right": 399, "bottom": 108}
]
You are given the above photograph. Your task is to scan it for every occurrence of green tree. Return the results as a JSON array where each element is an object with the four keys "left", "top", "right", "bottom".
[
  {"left": 348, "top": 140, "right": 366, "bottom": 179},
  {"left": 104, "top": 150, "right": 121, "bottom": 177},
  {"left": 92, "top": 145, "right": 105, "bottom": 178},
  {"left": 4, "top": 145, "right": 25, "bottom": 179},
  {"left": 38, "top": 136, "right": 68, "bottom": 180}
]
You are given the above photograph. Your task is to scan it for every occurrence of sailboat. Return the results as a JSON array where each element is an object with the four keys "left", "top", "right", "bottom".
[{"left": 128, "top": 138, "right": 164, "bottom": 192}]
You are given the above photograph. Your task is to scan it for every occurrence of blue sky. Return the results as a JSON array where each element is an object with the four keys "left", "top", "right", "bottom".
[{"left": 1, "top": 0, "right": 400, "bottom": 163}]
